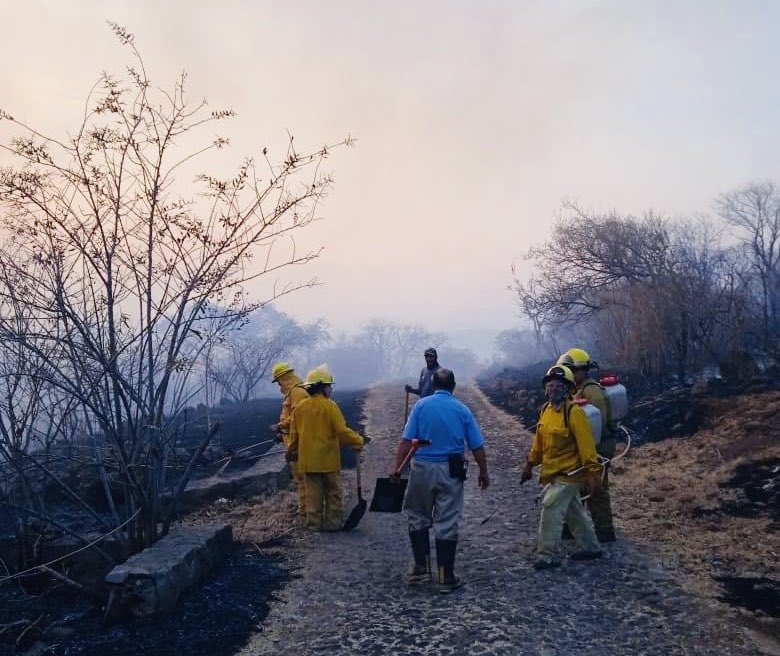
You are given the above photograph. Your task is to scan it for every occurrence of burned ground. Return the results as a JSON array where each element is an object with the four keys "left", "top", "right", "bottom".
[
  {"left": 2, "top": 383, "right": 777, "bottom": 655},
  {"left": 233, "top": 383, "right": 768, "bottom": 656},
  {"left": 481, "top": 366, "right": 779, "bottom": 648},
  {"left": 611, "top": 391, "right": 780, "bottom": 627},
  {"left": 0, "top": 391, "right": 365, "bottom": 655}
]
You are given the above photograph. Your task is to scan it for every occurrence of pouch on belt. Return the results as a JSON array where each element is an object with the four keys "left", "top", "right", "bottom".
[{"left": 448, "top": 453, "right": 468, "bottom": 481}]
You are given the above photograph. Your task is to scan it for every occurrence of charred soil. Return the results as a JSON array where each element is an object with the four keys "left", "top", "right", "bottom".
[
  {"left": 0, "top": 391, "right": 366, "bottom": 655},
  {"left": 481, "top": 367, "right": 779, "bottom": 650},
  {"left": 611, "top": 391, "right": 780, "bottom": 639}
]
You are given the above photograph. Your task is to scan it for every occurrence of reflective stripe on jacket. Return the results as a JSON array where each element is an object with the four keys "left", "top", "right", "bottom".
[{"left": 289, "top": 395, "right": 364, "bottom": 473}]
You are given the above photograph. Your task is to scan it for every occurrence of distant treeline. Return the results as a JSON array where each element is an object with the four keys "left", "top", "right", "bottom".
[{"left": 507, "top": 183, "right": 780, "bottom": 387}]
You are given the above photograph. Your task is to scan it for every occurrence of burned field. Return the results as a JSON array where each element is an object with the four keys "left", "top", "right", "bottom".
[
  {"left": 0, "top": 390, "right": 367, "bottom": 655},
  {"left": 1, "top": 544, "right": 288, "bottom": 656}
]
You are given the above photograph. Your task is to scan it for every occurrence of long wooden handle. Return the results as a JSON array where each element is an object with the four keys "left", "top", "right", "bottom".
[{"left": 394, "top": 439, "right": 430, "bottom": 476}]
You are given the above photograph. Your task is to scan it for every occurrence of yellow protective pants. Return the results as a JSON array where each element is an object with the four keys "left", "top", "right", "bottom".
[
  {"left": 303, "top": 472, "right": 343, "bottom": 532},
  {"left": 290, "top": 462, "right": 306, "bottom": 515},
  {"left": 282, "top": 432, "right": 307, "bottom": 515},
  {"left": 587, "top": 467, "right": 615, "bottom": 539},
  {"left": 538, "top": 481, "right": 600, "bottom": 562}
]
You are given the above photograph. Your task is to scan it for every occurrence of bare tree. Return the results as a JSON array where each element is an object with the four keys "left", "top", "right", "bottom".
[
  {"left": 511, "top": 202, "right": 672, "bottom": 330},
  {"left": 210, "top": 305, "right": 328, "bottom": 402},
  {"left": 494, "top": 328, "right": 545, "bottom": 365},
  {"left": 0, "top": 24, "right": 351, "bottom": 551},
  {"left": 311, "top": 320, "right": 445, "bottom": 387},
  {"left": 716, "top": 181, "right": 780, "bottom": 349},
  {"left": 512, "top": 202, "right": 758, "bottom": 385}
]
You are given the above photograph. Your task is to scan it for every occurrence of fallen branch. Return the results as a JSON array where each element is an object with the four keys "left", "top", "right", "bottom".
[
  {"left": 15, "top": 614, "right": 42, "bottom": 648},
  {"left": 0, "top": 619, "right": 31, "bottom": 636},
  {"left": 38, "top": 565, "right": 104, "bottom": 601}
]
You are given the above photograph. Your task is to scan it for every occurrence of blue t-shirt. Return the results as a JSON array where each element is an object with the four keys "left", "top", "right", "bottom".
[{"left": 402, "top": 390, "right": 485, "bottom": 462}]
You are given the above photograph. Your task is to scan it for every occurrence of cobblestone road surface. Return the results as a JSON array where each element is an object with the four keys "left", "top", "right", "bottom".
[{"left": 238, "top": 384, "right": 765, "bottom": 656}]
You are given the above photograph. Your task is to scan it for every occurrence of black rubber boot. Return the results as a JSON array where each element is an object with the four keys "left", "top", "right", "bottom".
[
  {"left": 406, "top": 530, "right": 431, "bottom": 584},
  {"left": 435, "top": 539, "right": 462, "bottom": 593}
]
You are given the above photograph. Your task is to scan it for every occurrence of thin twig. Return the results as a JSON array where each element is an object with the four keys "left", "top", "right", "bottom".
[{"left": 38, "top": 565, "right": 104, "bottom": 601}]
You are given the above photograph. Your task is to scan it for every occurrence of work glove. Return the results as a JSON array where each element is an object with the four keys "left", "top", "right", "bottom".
[
  {"left": 404, "top": 384, "right": 413, "bottom": 393},
  {"left": 520, "top": 463, "right": 533, "bottom": 484},
  {"left": 270, "top": 423, "right": 284, "bottom": 443}
]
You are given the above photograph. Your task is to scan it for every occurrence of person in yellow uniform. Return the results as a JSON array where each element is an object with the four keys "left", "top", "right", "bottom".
[
  {"left": 521, "top": 365, "right": 603, "bottom": 570},
  {"left": 558, "top": 348, "right": 617, "bottom": 542},
  {"left": 287, "top": 365, "right": 364, "bottom": 531},
  {"left": 271, "top": 362, "right": 309, "bottom": 516}
]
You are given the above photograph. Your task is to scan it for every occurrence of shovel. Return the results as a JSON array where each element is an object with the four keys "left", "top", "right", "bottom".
[
  {"left": 342, "top": 458, "right": 367, "bottom": 531},
  {"left": 369, "top": 439, "right": 430, "bottom": 513}
]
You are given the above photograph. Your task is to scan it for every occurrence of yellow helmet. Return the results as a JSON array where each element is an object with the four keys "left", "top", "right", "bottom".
[
  {"left": 555, "top": 352, "right": 575, "bottom": 368},
  {"left": 565, "top": 348, "right": 593, "bottom": 370},
  {"left": 305, "top": 364, "right": 334, "bottom": 386},
  {"left": 271, "top": 362, "right": 294, "bottom": 382},
  {"left": 542, "top": 365, "right": 575, "bottom": 388}
]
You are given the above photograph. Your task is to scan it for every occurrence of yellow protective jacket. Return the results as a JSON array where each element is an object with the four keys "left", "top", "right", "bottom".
[
  {"left": 527, "top": 400, "right": 600, "bottom": 484},
  {"left": 277, "top": 371, "right": 309, "bottom": 447},
  {"left": 288, "top": 395, "right": 364, "bottom": 473}
]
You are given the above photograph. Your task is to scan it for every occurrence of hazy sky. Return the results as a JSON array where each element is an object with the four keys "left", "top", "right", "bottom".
[{"left": 3, "top": 1, "right": 780, "bottom": 344}]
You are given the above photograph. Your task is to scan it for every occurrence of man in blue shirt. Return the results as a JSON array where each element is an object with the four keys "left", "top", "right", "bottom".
[
  {"left": 404, "top": 347, "right": 441, "bottom": 398},
  {"left": 391, "top": 368, "right": 490, "bottom": 592}
]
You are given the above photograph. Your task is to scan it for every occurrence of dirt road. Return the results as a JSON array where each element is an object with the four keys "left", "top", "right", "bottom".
[{"left": 237, "top": 384, "right": 765, "bottom": 656}]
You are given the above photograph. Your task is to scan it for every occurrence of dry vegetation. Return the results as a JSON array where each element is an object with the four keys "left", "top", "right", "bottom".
[{"left": 612, "top": 390, "right": 779, "bottom": 645}]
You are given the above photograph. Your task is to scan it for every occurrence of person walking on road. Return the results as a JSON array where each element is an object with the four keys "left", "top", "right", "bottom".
[
  {"left": 287, "top": 365, "right": 364, "bottom": 532},
  {"left": 391, "top": 368, "right": 489, "bottom": 592},
  {"left": 405, "top": 347, "right": 442, "bottom": 398},
  {"left": 558, "top": 348, "right": 617, "bottom": 542},
  {"left": 521, "top": 365, "right": 603, "bottom": 570},
  {"left": 271, "top": 362, "right": 309, "bottom": 516}
]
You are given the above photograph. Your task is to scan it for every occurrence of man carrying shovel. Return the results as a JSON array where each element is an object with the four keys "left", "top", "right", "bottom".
[
  {"left": 390, "top": 368, "right": 489, "bottom": 593},
  {"left": 405, "top": 347, "right": 442, "bottom": 399}
]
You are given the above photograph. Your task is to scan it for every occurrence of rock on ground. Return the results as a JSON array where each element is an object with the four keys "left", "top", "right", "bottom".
[{"left": 234, "top": 383, "right": 768, "bottom": 656}]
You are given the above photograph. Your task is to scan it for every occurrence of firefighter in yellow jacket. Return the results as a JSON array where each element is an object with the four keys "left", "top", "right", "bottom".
[
  {"left": 287, "top": 365, "right": 364, "bottom": 531},
  {"left": 521, "top": 365, "right": 603, "bottom": 570},
  {"left": 558, "top": 347, "right": 617, "bottom": 542},
  {"left": 271, "top": 362, "right": 309, "bottom": 516}
]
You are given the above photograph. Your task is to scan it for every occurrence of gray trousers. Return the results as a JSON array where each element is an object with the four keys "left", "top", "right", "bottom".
[{"left": 403, "top": 459, "right": 464, "bottom": 540}]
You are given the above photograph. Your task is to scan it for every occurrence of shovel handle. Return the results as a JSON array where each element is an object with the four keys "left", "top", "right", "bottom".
[
  {"left": 394, "top": 438, "right": 430, "bottom": 476},
  {"left": 355, "top": 456, "right": 362, "bottom": 496}
]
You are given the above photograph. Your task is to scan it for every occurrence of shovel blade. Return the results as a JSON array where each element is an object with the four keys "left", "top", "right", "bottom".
[
  {"left": 342, "top": 498, "right": 367, "bottom": 531},
  {"left": 369, "top": 477, "right": 408, "bottom": 513}
]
